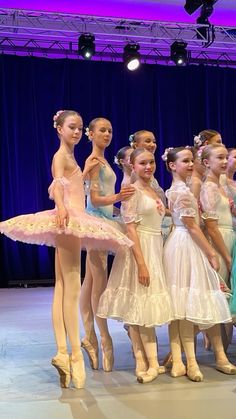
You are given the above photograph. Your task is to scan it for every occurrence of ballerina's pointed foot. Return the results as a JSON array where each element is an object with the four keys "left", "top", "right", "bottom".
[
  {"left": 81, "top": 338, "right": 99, "bottom": 370},
  {"left": 215, "top": 362, "right": 236, "bottom": 375},
  {"left": 137, "top": 367, "right": 159, "bottom": 384},
  {"left": 170, "top": 362, "right": 186, "bottom": 378},
  {"left": 187, "top": 365, "right": 203, "bottom": 382},
  {"left": 51, "top": 353, "right": 71, "bottom": 388},
  {"left": 101, "top": 341, "right": 114, "bottom": 372},
  {"left": 70, "top": 354, "right": 86, "bottom": 389}
]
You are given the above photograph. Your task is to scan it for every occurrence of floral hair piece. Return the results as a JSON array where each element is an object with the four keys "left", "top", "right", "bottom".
[
  {"left": 53, "top": 110, "right": 64, "bottom": 128},
  {"left": 161, "top": 147, "right": 174, "bottom": 162},
  {"left": 85, "top": 126, "right": 92, "bottom": 141},
  {"left": 193, "top": 134, "right": 203, "bottom": 147},
  {"left": 114, "top": 155, "right": 119, "bottom": 165},
  {"left": 129, "top": 134, "right": 135, "bottom": 145}
]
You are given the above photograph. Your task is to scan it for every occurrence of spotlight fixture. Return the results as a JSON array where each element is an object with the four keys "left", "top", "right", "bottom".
[
  {"left": 78, "top": 33, "right": 95, "bottom": 59},
  {"left": 170, "top": 41, "right": 188, "bottom": 66},
  {"left": 196, "top": 0, "right": 215, "bottom": 40},
  {"left": 123, "top": 43, "right": 141, "bottom": 71},
  {"left": 184, "top": 0, "right": 218, "bottom": 15}
]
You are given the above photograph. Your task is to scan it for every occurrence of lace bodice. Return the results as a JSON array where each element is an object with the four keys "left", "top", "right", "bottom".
[
  {"left": 166, "top": 181, "right": 198, "bottom": 227},
  {"left": 121, "top": 186, "right": 165, "bottom": 234},
  {"left": 200, "top": 181, "right": 233, "bottom": 228}
]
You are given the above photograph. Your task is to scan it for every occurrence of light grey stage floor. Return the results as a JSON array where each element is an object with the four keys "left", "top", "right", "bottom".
[{"left": 0, "top": 287, "right": 236, "bottom": 419}]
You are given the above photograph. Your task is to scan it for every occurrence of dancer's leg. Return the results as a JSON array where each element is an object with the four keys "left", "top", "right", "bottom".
[
  {"left": 169, "top": 321, "right": 186, "bottom": 377},
  {"left": 137, "top": 326, "right": 159, "bottom": 383},
  {"left": 129, "top": 325, "right": 148, "bottom": 376},
  {"left": 52, "top": 249, "right": 67, "bottom": 355},
  {"left": 88, "top": 250, "right": 113, "bottom": 371},
  {"left": 179, "top": 320, "right": 203, "bottom": 382},
  {"left": 208, "top": 324, "right": 236, "bottom": 374},
  {"left": 80, "top": 255, "right": 98, "bottom": 369},
  {"left": 56, "top": 235, "right": 85, "bottom": 388}
]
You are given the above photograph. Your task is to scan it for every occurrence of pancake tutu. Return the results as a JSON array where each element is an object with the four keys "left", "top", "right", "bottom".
[{"left": 0, "top": 167, "right": 132, "bottom": 252}]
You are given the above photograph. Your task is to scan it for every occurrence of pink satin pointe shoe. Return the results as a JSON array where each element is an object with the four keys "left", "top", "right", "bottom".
[
  {"left": 101, "top": 341, "right": 114, "bottom": 372},
  {"left": 215, "top": 362, "right": 236, "bottom": 375},
  {"left": 137, "top": 367, "right": 159, "bottom": 384},
  {"left": 70, "top": 354, "right": 86, "bottom": 389},
  {"left": 187, "top": 365, "right": 203, "bottom": 382},
  {"left": 135, "top": 356, "right": 149, "bottom": 377},
  {"left": 170, "top": 362, "right": 186, "bottom": 378},
  {"left": 81, "top": 338, "right": 99, "bottom": 370},
  {"left": 51, "top": 353, "right": 71, "bottom": 388}
]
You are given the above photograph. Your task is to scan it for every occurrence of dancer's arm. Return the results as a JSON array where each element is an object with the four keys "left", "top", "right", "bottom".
[
  {"left": 126, "top": 222, "right": 150, "bottom": 287},
  {"left": 181, "top": 217, "right": 219, "bottom": 271},
  {"left": 89, "top": 164, "right": 135, "bottom": 207},
  {"left": 202, "top": 218, "right": 231, "bottom": 272},
  {"left": 51, "top": 154, "right": 69, "bottom": 229}
]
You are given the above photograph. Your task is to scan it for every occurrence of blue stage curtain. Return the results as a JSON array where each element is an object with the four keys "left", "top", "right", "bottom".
[{"left": 0, "top": 55, "right": 236, "bottom": 285}]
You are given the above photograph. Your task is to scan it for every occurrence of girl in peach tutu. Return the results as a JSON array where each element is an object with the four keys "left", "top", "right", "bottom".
[{"left": 0, "top": 110, "right": 132, "bottom": 389}]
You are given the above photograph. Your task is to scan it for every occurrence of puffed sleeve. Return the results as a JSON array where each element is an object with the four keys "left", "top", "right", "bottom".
[
  {"left": 200, "top": 182, "right": 220, "bottom": 220},
  {"left": 121, "top": 189, "right": 142, "bottom": 224},
  {"left": 48, "top": 177, "right": 70, "bottom": 200},
  {"left": 166, "top": 184, "right": 196, "bottom": 218}
]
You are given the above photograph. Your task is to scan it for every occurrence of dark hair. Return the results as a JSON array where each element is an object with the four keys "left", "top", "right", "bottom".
[
  {"left": 201, "top": 143, "right": 227, "bottom": 164},
  {"left": 88, "top": 117, "right": 111, "bottom": 131},
  {"left": 115, "top": 146, "right": 132, "bottom": 170},
  {"left": 165, "top": 146, "right": 192, "bottom": 172},
  {"left": 129, "top": 147, "right": 153, "bottom": 165},
  {"left": 54, "top": 110, "right": 81, "bottom": 128},
  {"left": 129, "top": 130, "right": 156, "bottom": 148}
]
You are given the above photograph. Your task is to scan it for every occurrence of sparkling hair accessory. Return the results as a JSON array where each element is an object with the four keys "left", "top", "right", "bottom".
[
  {"left": 161, "top": 147, "right": 173, "bottom": 161},
  {"left": 53, "top": 110, "right": 64, "bottom": 128},
  {"left": 193, "top": 134, "right": 203, "bottom": 147},
  {"left": 85, "top": 126, "right": 92, "bottom": 140},
  {"left": 129, "top": 134, "right": 134, "bottom": 145},
  {"left": 114, "top": 155, "right": 119, "bottom": 165}
]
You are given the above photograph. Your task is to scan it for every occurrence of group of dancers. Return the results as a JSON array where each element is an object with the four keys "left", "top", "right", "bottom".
[{"left": 1, "top": 110, "right": 236, "bottom": 390}]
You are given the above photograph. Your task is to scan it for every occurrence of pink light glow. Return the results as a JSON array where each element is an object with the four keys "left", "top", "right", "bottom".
[{"left": 0, "top": 0, "right": 235, "bottom": 27}]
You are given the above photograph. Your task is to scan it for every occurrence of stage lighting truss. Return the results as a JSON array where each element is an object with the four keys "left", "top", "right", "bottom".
[{"left": 0, "top": 8, "right": 236, "bottom": 67}]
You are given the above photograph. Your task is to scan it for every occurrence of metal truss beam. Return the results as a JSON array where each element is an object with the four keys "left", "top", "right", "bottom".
[{"left": 0, "top": 8, "right": 236, "bottom": 66}]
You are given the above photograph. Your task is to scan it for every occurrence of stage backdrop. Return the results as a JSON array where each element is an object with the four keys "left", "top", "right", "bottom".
[{"left": 0, "top": 55, "right": 236, "bottom": 285}]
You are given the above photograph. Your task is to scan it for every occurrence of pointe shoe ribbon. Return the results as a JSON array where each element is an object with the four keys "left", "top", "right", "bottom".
[
  {"left": 51, "top": 353, "right": 71, "bottom": 388},
  {"left": 81, "top": 338, "right": 99, "bottom": 370}
]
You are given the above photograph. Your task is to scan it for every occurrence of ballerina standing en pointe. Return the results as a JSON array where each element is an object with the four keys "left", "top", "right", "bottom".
[
  {"left": 0, "top": 110, "right": 132, "bottom": 389},
  {"left": 80, "top": 118, "right": 135, "bottom": 372}
]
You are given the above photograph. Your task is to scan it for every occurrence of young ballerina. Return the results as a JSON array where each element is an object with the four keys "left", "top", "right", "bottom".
[
  {"left": 200, "top": 144, "right": 236, "bottom": 350},
  {"left": 97, "top": 148, "right": 173, "bottom": 383},
  {"left": 0, "top": 110, "right": 133, "bottom": 389},
  {"left": 194, "top": 129, "right": 222, "bottom": 148},
  {"left": 129, "top": 130, "right": 166, "bottom": 205},
  {"left": 163, "top": 146, "right": 233, "bottom": 382},
  {"left": 80, "top": 118, "right": 134, "bottom": 372},
  {"left": 114, "top": 146, "right": 133, "bottom": 186}
]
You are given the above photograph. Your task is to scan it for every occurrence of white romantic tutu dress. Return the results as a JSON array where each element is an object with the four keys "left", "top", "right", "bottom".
[
  {"left": 200, "top": 180, "right": 235, "bottom": 284},
  {"left": 97, "top": 186, "right": 173, "bottom": 327},
  {"left": 163, "top": 181, "right": 231, "bottom": 329},
  {"left": 0, "top": 166, "right": 132, "bottom": 252}
]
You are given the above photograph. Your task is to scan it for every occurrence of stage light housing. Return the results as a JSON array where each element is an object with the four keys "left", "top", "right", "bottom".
[
  {"left": 184, "top": 0, "right": 218, "bottom": 15},
  {"left": 170, "top": 41, "right": 188, "bottom": 66},
  {"left": 123, "top": 44, "right": 141, "bottom": 71},
  {"left": 78, "top": 33, "right": 95, "bottom": 59}
]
